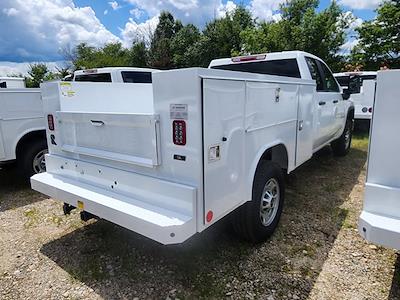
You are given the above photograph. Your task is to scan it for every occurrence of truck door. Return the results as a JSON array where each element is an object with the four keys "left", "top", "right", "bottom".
[
  {"left": 305, "top": 57, "right": 331, "bottom": 148},
  {"left": 0, "top": 94, "right": 5, "bottom": 159},
  {"left": 202, "top": 78, "right": 246, "bottom": 224},
  {"left": 318, "top": 62, "right": 344, "bottom": 134}
]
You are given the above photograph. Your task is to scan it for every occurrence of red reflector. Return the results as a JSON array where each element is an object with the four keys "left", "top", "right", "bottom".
[
  {"left": 368, "top": 107, "right": 373, "bottom": 113},
  {"left": 47, "top": 114, "right": 55, "bottom": 131},
  {"left": 206, "top": 210, "right": 213, "bottom": 223},
  {"left": 172, "top": 120, "right": 186, "bottom": 146},
  {"left": 232, "top": 54, "right": 266, "bottom": 63}
]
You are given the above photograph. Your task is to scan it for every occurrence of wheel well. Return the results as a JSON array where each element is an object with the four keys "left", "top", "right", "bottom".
[
  {"left": 260, "top": 144, "right": 288, "bottom": 171},
  {"left": 16, "top": 130, "right": 46, "bottom": 158}
]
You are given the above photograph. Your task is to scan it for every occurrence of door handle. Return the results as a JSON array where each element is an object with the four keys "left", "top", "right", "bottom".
[
  {"left": 319, "top": 101, "right": 326, "bottom": 106},
  {"left": 333, "top": 100, "right": 339, "bottom": 104},
  {"left": 90, "top": 120, "right": 105, "bottom": 127}
]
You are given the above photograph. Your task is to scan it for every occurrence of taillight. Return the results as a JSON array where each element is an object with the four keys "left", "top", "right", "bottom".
[
  {"left": 172, "top": 120, "right": 186, "bottom": 146},
  {"left": 47, "top": 114, "right": 55, "bottom": 131},
  {"left": 368, "top": 107, "right": 373, "bottom": 113}
]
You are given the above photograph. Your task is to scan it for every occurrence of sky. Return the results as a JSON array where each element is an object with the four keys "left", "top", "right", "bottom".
[{"left": 0, "top": 0, "right": 383, "bottom": 76}]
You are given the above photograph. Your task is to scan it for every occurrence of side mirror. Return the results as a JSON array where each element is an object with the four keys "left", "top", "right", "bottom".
[{"left": 342, "top": 91, "right": 351, "bottom": 100}]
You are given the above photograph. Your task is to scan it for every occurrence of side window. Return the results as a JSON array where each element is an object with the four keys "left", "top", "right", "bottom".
[
  {"left": 319, "top": 62, "right": 340, "bottom": 92},
  {"left": 0, "top": 82, "right": 7, "bottom": 88},
  {"left": 305, "top": 57, "right": 324, "bottom": 91}
]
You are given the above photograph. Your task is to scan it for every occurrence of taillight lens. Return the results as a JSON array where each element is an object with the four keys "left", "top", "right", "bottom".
[
  {"left": 172, "top": 120, "right": 186, "bottom": 146},
  {"left": 47, "top": 114, "right": 55, "bottom": 131}
]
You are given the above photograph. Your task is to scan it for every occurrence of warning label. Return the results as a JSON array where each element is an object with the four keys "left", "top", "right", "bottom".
[{"left": 170, "top": 104, "right": 188, "bottom": 120}]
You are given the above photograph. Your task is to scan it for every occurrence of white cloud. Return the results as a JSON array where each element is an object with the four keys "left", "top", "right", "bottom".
[
  {"left": 217, "top": 1, "right": 237, "bottom": 18},
  {"left": 340, "top": 39, "right": 359, "bottom": 53},
  {"left": 104, "top": 9, "right": 109, "bottom": 15},
  {"left": 109, "top": 1, "right": 121, "bottom": 10},
  {"left": 124, "top": 0, "right": 239, "bottom": 26},
  {"left": 120, "top": 16, "right": 159, "bottom": 47},
  {"left": 129, "top": 8, "right": 144, "bottom": 19},
  {"left": 0, "top": 0, "right": 119, "bottom": 62},
  {"left": 248, "top": 0, "right": 285, "bottom": 22},
  {"left": 338, "top": 0, "right": 383, "bottom": 10},
  {"left": 0, "top": 61, "right": 66, "bottom": 76}
]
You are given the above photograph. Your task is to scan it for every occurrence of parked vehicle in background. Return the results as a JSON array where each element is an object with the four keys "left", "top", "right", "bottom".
[
  {"left": 334, "top": 72, "right": 377, "bottom": 128},
  {"left": 359, "top": 70, "right": 400, "bottom": 250},
  {"left": 72, "top": 67, "right": 158, "bottom": 83},
  {"left": 0, "top": 78, "right": 47, "bottom": 177},
  {"left": 31, "top": 51, "right": 354, "bottom": 245},
  {"left": 0, "top": 77, "right": 26, "bottom": 89}
]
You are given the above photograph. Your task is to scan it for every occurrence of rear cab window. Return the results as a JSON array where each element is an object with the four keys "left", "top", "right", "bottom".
[
  {"left": 210, "top": 59, "right": 301, "bottom": 78},
  {"left": 74, "top": 73, "right": 112, "bottom": 82},
  {"left": 122, "top": 71, "right": 152, "bottom": 83}
]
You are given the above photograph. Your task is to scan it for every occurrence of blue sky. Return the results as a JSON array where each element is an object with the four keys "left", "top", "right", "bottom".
[{"left": 0, "top": 0, "right": 382, "bottom": 75}]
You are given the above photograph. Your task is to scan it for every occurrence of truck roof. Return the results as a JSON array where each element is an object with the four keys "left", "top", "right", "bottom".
[
  {"left": 74, "top": 67, "right": 159, "bottom": 76},
  {"left": 208, "top": 51, "right": 322, "bottom": 68},
  {"left": 334, "top": 71, "right": 377, "bottom": 77},
  {"left": 0, "top": 77, "right": 25, "bottom": 81}
]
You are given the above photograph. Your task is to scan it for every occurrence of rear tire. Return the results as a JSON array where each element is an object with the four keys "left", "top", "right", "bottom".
[
  {"left": 232, "top": 161, "right": 285, "bottom": 243},
  {"left": 331, "top": 117, "right": 353, "bottom": 157},
  {"left": 18, "top": 138, "right": 48, "bottom": 178}
]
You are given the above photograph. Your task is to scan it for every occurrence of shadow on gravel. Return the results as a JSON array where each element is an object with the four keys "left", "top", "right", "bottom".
[
  {"left": 40, "top": 146, "right": 367, "bottom": 299},
  {"left": 0, "top": 165, "right": 46, "bottom": 212},
  {"left": 389, "top": 254, "right": 400, "bottom": 300}
]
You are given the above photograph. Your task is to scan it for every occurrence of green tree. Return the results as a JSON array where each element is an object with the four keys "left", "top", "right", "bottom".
[
  {"left": 149, "top": 11, "right": 182, "bottom": 69},
  {"left": 351, "top": 0, "right": 400, "bottom": 69},
  {"left": 25, "top": 63, "right": 50, "bottom": 88},
  {"left": 128, "top": 41, "right": 148, "bottom": 67},
  {"left": 170, "top": 24, "right": 200, "bottom": 68},
  {"left": 241, "top": 0, "right": 347, "bottom": 71},
  {"left": 190, "top": 6, "right": 254, "bottom": 67}
]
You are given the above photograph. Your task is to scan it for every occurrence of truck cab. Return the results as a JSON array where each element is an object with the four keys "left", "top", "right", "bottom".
[
  {"left": 334, "top": 71, "right": 377, "bottom": 125},
  {"left": 0, "top": 77, "right": 26, "bottom": 89}
]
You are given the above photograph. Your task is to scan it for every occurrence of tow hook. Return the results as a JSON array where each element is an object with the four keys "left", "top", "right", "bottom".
[
  {"left": 63, "top": 203, "right": 76, "bottom": 215},
  {"left": 80, "top": 211, "right": 98, "bottom": 222}
]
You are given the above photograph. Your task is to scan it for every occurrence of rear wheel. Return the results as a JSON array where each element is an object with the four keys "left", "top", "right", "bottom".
[
  {"left": 232, "top": 161, "right": 285, "bottom": 243},
  {"left": 331, "top": 117, "right": 353, "bottom": 156},
  {"left": 18, "top": 139, "right": 48, "bottom": 178}
]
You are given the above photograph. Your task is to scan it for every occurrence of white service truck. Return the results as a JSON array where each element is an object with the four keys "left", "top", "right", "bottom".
[
  {"left": 0, "top": 77, "right": 47, "bottom": 177},
  {"left": 31, "top": 51, "right": 354, "bottom": 244},
  {"left": 359, "top": 70, "right": 400, "bottom": 250},
  {"left": 334, "top": 72, "right": 377, "bottom": 126}
]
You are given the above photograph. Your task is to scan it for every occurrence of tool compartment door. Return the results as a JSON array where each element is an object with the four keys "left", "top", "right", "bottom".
[
  {"left": 202, "top": 79, "right": 246, "bottom": 224},
  {"left": 57, "top": 112, "right": 161, "bottom": 168}
]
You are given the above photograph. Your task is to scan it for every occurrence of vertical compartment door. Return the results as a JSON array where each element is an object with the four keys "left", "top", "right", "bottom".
[
  {"left": 202, "top": 79, "right": 246, "bottom": 225},
  {"left": 0, "top": 123, "right": 5, "bottom": 159}
]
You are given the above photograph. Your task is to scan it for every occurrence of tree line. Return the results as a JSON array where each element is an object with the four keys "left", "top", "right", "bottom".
[{"left": 24, "top": 0, "right": 399, "bottom": 87}]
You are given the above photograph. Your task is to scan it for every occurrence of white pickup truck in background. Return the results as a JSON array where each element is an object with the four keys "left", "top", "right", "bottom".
[
  {"left": 31, "top": 51, "right": 354, "bottom": 245},
  {"left": 359, "top": 70, "right": 400, "bottom": 250},
  {"left": 70, "top": 67, "right": 158, "bottom": 83},
  {"left": 0, "top": 77, "right": 47, "bottom": 177},
  {"left": 334, "top": 72, "right": 377, "bottom": 128}
]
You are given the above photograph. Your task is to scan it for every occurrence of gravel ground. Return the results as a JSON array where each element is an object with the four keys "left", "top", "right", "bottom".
[{"left": 0, "top": 134, "right": 399, "bottom": 300}]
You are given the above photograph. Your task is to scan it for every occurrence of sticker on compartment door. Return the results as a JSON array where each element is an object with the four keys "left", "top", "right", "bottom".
[
  {"left": 170, "top": 104, "right": 188, "bottom": 120},
  {"left": 208, "top": 144, "right": 221, "bottom": 162},
  {"left": 60, "top": 82, "right": 75, "bottom": 98}
]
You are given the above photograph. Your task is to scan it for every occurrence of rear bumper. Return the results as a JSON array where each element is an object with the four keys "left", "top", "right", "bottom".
[
  {"left": 359, "top": 183, "right": 400, "bottom": 250},
  {"left": 359, "top": 211, "right": 400, "bottom": 250},
  {"left": 31, "top": 157, "right": 198, "bottom": 245}
]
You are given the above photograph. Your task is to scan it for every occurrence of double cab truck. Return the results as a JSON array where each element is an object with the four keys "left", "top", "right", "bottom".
[
  {"left": 0, "top": 77, "right": 47, "bottom": 177},
  {"left": 359, "top": 70, "right": 400, "bottom": 250},
  {"left": 334, "top": 71, "right": 377, "bottom": 127},
  {"left": 31, "top": 51, "right": 354, "bottom": 244}
]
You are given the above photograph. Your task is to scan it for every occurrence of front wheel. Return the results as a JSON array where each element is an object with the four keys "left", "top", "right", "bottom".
[
  {"left": 232, "top": 161, "right": 285, "bottom": 243},
  {"left": 331, "top": 117, "right": 353, "bottom": 156}
]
